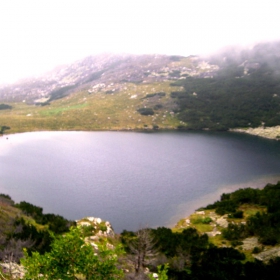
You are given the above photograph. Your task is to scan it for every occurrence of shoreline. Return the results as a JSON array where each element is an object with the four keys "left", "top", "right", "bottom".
[
  {"left": 168, "top": 174, "right": 280, "bottom": 229},
  {"left": 2, "top": 125, "right": 280, "bottom": 141},
  {"left": 230, "top": 126, "right": 280, "bottom": 141},
  {"left": 1, "top": 131, "right": 280, "bottom": 232}
]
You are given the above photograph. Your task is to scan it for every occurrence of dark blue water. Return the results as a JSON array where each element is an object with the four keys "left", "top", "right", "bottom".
[{"left": 1, "top": 131, "right": 280, "bottom": 232}]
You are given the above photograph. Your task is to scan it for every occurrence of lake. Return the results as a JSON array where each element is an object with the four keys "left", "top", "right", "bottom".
[{"left": 1, "top": 131, "right": 280, "bottom": 232}]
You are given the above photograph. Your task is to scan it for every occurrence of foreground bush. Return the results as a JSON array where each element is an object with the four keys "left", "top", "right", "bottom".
[{"left": 21, "top": 227, "right": 123, "bottom": 280}]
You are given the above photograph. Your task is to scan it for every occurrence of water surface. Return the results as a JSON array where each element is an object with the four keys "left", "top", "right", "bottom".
[{"left": 1, "top": 131, "right": 280, "bottom": 232}]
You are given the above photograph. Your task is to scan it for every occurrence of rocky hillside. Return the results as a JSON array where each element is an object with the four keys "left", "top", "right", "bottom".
[
  {"left": 0, "top": 54, "right": 217, "bottom": 104},
  {"left": 1, "top": 41, "right": 280, "bottom": 138}
]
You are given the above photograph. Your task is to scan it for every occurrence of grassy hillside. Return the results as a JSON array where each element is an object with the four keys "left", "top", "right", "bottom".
[
  {"left": 0, "top": 82, "right": 183, "bottom": 134},
  {"left": 174, "top": 182, "right": 280, "bottom": 263},
  {"left": 1, "top": 42, "right": 280, "bottom": 137}
]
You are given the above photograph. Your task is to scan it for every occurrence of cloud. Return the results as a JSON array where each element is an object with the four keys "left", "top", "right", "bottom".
[{"left": 0, "top": 0, "right": 280, "bottom": 83}]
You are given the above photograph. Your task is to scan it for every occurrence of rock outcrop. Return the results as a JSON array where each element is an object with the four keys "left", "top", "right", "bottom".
[{"left": 76, "top": 217, "right": 115, "bottom": 250}]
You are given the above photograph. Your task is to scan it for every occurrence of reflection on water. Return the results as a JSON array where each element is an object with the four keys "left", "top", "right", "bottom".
[{"left": 1, "top": 131, "right": 280, "bottom": 232}]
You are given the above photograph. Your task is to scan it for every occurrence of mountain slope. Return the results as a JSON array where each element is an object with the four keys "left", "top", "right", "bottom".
[
  {"left": 1, "top": 41, "right": 280, "bottom": 136},
  {"left": 0, "top": 54, "right": 212, "bottom": 133}
]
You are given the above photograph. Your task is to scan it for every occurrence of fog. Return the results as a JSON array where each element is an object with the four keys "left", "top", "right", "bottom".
[{"left": 0, "top": 0, "right": 280, "bottom": 84}]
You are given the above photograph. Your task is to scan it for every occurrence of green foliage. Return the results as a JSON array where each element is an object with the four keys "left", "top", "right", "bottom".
[
  {"left": 16, "top": 201, "right": 43, "bottom": 220},
  {"left": 11, "top": 218, "right": 54, "bottom": 254},
  {"left": 222, "top": 223, "right": 249, "bottom": 242},
  {"left": 120, "top": 230, "right": 136, "bottom": 252},
  {"left": 0, "top": 104, "right": 12, "bottom": 110},
  {"left": 244, "top": 258, "right": 280, "bottom": 280},
  {"left": 260, "top": 183, "right": 280, "bottom": 212},
  {"left": 149, "top": 264, "right": 169, "bottom": 280},
  {"left": 205, "top": 188, "right": 261, "bottom": 215},
  {"left": 0, "top": 194, "right": 14, "bottom": 205},
  {"left": 247, "top": 211, "right": 280, "bottom": 245},
  {"left": 229, "top": 210, "right": 244, "bottom": 219},
  {"left": 149, "top": 227, "right": 177, "bottom": 258},
  {"left": 192, "top": 216, "right": 212, "bottom": 224},
  {"left": 144, "top": 92, "right": 166, "bottom": 98},
  {"left": 137, "top": 107, "right": 155, "bottom": 115},
  {"left": 0, "top": 125, "right": 10, "bottom": 134},
  {"left": 207, "top": 200, "right": 238, "bottom": 215},
  {"left": 16, "top": 201, "right": 74, "bottom": 234},
  {"left": 21, "top": 226, "right": 123, "bottom": 280},
  {"left": 80, "top": 224, "right": 96, "bottom": 237},
  {"left": 202, "top": 217, "right": 212, "bottom": 224},
  {"left": 99, "top": 221, "right": 107, "bottom": 232},
  {"left": 0, "top": 194, "right": 12, "bottom": 200},
  {"left": 252, "top": 246, "right": 262, "bottom": 254},
  {"left": 230, "top": 188, "right": 261, "bottom": 205},
  {"left": 150, "top": 227, "right": 209, "bottom": 262},
  {"left": 170, "top": 60, "right": 280, "bottom": 130},
  {"left": 191, "top": 246, "right": 245, "bottom": 280},
  {"left": 205, "top": 182, "right": 280, "bottom": 246},
  {"left": 153, "top": 104, "right": 163, "bottom": 110}
]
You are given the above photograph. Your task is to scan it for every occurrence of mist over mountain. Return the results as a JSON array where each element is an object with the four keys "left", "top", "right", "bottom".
[
  {"left": 0, "top": 53, "right": 206, "bottom": 103},
  {"left": 1, "top": 41, "right": 280, "bottom": 135}
]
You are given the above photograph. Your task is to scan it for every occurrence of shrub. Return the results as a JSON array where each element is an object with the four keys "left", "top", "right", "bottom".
[
  {"left": 192, "top": 217, "right": 212, "bottom": 224},
  {"left": 154, "top": 104, "right": 163, "bottom": 110},
  {"left": 222, "top": 223, "right": 249, "bottom": 241},
  {"left": 138, "top": 108, "right": 154, "bottom": 115},
  {"left": 99, "top": 222, "right": 107, "bottom": 232},
  {"left": 145, "top": 92, "right": 166, "bottom": 98},
  {"left": 0, "top": 104, "right": 12, "bottom": 110},
  {"left": 252, "top": 247, "right": 262, "bottom": 254},
  {"left": 22, "top": 227, "right": 123, "bottom": 279},
  {"left": 229, "top": 211, "right": 244, "bottom": 219},
  {"left": 202, "top": 217, "right": 212, "bottom": 224},
  {"left": 105, "top": 90, "right": 114, "bottom": 94},
  {"left": 215, "top": 200, "right": 238, "bottom": 215},
  {"left": 231, "top": 240, "right": 243, "bottom": 247},
  {"left": 0, "top": 126, "right": 10, "bottom": 134}
]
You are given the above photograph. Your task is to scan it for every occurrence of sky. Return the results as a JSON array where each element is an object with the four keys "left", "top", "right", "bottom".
[{"left": 0, "top": 0, "right": 280, "bottom": 84}]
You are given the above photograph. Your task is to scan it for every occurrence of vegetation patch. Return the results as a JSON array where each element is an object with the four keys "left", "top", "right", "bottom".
[
  {"left": 0, "top": 104, "right": 12, "bottom": 110},
  {"left": 171, "top": 65, "right": 280, "bottom": 130},
  {"left": 144, "top": 92, "right": 166, "bottom": 98},
  {"left": 192, "top": 216, "right": 212, "bottom": 224},
  {"left": 137, "top": 107, "right": 154, "bottom": 115},
  {"left": 49, "top": 85, "right": 77, "bottom": 101},
  {"left": 0, "top": 125, "right": 10, "bottom": 134},
  {"left": 39, "top": 103, "right": 88, "bottom": 116}
]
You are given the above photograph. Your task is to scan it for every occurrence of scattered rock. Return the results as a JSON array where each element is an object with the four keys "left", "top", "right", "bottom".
[
  {"left": 0, "top": 262, "right": 25, "bottom": 279},
  {"left": 76, "top": 216, "right": 115, "bottom": 238},
  {"left": 241, "top": 237, "right": 259, "bottom": 250},
  {"left": 231, "top": 126, "right": 280, "bottom": 140},
  {"left": 206, "top": 227, "right": 222, "bottom": 237},
  {"left": 253, "top": 246, "right": 280, "bottom": 262},
  {"left": 216, "top": 216, "right": 229, "bottom": 228}
]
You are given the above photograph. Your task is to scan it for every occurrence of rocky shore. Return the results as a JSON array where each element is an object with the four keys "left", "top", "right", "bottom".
[{"left": 231, "top": 126, "right": 280, "bottom": 140}]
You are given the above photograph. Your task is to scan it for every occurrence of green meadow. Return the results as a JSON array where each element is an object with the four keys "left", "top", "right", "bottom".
[{"left": 0, "top": 82, "right": 182, "bottom": 134}]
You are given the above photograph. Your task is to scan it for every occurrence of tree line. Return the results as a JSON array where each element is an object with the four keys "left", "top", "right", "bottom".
[{"left": 170, "top": 49, "right": 280, "bottom": 131}]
